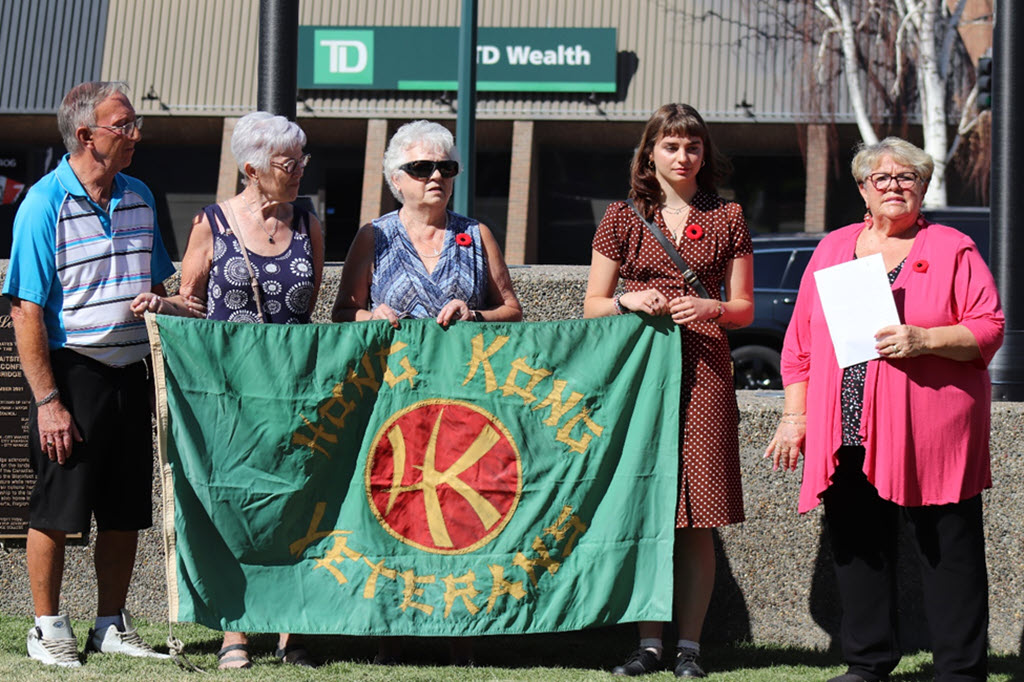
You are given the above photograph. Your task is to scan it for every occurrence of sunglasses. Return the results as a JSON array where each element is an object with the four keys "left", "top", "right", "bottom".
[
  {"left": 399, "top": 159, "right": 459, "bottom": 179},
  {"left": 270, "top": 153, "right": 311, "bottom": 175}
]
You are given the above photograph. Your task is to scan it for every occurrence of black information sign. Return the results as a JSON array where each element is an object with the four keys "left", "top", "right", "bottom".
[{"left": 0, "top": 296, "right": 33, "bottom": 539}]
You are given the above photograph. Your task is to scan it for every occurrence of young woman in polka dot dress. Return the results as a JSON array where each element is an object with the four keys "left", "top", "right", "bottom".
[{"left": 585, "top": 104, "right": 753, "bottom": 678}]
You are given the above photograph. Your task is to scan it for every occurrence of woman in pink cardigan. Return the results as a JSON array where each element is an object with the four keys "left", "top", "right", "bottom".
[{"left": 765, "top": 137, "right": 1003, "bottom": 682}]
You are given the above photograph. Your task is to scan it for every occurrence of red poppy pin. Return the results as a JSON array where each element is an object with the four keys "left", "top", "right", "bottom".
[
  {"left": 685, "top": 224, "right": 703, "bottom": 240},
  {"left": 455, "top": 233, "right": 473, "bottom": 247},
  {"left": 912, "top": 260, "right": 929, "bottom": 273}
]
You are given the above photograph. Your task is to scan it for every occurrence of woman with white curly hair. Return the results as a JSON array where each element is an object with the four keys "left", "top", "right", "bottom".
[{"left": 331, "top": 119, "right": 520, "bottom": 326}]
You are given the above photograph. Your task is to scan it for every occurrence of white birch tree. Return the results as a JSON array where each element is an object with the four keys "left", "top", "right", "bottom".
[{"left": 811, "top": 0, "right": 978, "bottom": 206}]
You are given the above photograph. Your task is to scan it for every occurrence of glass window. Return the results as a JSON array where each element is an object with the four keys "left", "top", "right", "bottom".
[
  {"left": 753, "top": 250, "right": 794, "bottom": 289},
  {"left": 781, "top": 249, "right": 814, "bottom": 290}
]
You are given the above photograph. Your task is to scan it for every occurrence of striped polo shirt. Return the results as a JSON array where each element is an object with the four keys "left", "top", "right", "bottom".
[{"left": 3, "top": 155, "right": 175, "bottom": 367}]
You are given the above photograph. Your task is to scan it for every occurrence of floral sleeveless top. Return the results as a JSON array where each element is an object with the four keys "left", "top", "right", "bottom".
[{"left": 204, "top": 203, "right": 315, "bottom": 324}]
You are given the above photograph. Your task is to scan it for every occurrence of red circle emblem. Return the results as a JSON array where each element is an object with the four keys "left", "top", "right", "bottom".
[{"left": 365, "top": 400, "right": 522, "bottom": 554}]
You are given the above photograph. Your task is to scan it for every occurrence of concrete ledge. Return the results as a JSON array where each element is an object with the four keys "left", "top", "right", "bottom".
[{"left": 1, "top": 264, "right": 1020, "bottom": 653}]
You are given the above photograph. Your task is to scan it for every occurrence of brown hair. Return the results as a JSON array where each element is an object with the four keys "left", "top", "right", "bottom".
[{"left": 628, "top": 103, "right": 727, "bottom": 220}]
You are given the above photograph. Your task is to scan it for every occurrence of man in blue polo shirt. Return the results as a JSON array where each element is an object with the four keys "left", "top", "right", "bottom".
[{"left": 3, "top": 81, "right": 174, "bottom": 667}]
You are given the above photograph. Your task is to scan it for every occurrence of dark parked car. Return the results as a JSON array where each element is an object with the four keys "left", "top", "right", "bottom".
[{"left": 728, "top": 233, "right": 824, "bottom": 390}]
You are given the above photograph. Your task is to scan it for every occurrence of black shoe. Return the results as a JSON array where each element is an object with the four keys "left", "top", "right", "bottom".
[
  {"left": 612, "top": 648, "right": 663, "bottom": 676},
  {"left": 827, "top": 675, "right": 869, "bottom": 682},
  {"left": 674, "top": 648, "right": 706, "bottom": 678}
]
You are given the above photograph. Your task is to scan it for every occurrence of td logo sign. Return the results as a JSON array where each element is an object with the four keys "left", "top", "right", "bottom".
[{"left": 314, "top": 29, "right": 374, "bottom": 85}]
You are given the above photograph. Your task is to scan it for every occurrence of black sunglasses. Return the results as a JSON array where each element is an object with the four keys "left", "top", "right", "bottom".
[{"left": 399, "top": 159, "right": 459, "bottom": 179}]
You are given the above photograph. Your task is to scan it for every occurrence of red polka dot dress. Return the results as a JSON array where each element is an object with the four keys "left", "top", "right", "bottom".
[{"left": 592, "top": 193, "right": 752, "bottom": 528}]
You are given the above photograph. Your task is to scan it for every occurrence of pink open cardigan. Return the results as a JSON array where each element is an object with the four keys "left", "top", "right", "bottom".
[{"left": 781, "top": 221, "right": 1005, "bottom": 513}]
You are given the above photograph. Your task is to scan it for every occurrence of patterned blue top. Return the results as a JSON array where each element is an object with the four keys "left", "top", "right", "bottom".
[
  {"left": 369, "top": 210, "right": 488, "bottom": 319},
  {"left": 204, "top": 204, "right": 315, "bottom": 324}
]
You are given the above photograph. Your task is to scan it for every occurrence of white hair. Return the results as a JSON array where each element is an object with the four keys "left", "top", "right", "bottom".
[
  {"left": 382, "top": 120, "right": 461, "bottom": 201},
  {"left": 231, "top": 112, "right": 307, "bottom": 181},
  {"left": 58, "top": 81, "right": 131, "bottom": 154}
]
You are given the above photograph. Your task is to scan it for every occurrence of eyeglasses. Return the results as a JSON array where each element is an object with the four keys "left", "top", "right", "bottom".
[
  {"left": 865, "top": 172, "right": 920, "bottom": 191},
  {"left": 90, "top": 116, "right": 144, "bottom": 137},
  {"left": 270, "top": 153, "right": 311, "bottom": 175},
  {"left": 399, "top": 159, "right": 459, "bottom": 179}
]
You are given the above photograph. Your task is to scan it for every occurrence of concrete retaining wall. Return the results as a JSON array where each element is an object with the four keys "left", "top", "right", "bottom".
[{"left": 1, "top": 265, "right": 1020, "bottom": 653}]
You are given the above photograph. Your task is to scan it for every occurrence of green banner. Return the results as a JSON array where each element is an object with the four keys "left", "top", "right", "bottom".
[
  {"left": 147, "top": 314, "right": 679, "bottom": 635},
  {"left": 298, "top": 27, "right": 617, "bottom": 92}
]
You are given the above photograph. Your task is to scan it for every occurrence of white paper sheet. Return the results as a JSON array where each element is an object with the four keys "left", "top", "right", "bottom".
[{"left": 813, "top": 252, "right": 901, "bottom": 368}]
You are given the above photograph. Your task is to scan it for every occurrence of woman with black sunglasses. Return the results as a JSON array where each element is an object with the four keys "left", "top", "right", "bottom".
[{"left": 331, "top": 119, "right": 521, "bottom": 327}]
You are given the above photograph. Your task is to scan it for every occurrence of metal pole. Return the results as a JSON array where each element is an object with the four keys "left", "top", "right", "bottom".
[
  {"left": 989, "top": 2, "right": 1024, "bottom": 400},
  {"left": 454, "top": 0, "right": 478, "bottom": 216},
  {"left": 257, "top": 0, "right": 298, "bottom": 120}
]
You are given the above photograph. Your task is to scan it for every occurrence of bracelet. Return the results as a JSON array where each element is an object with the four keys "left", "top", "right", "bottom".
[
  {"left": 35, "top": 388, "right": 59, "bottom": 407},
  {"left": 780, "top": 419, "right": 805, "bottom": 425},
  {"left": 782, "top": 412, "right": 806, "bottom": 417},
  {"left": 613, "top": 296, "right": 626, "bottom": 315},
  {"left": 713, "top": 303, "right": 725, "bottom": 320}
]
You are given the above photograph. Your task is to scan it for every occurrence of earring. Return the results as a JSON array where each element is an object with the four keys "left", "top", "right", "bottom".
[
  {"left": 863, "top": 210, "right": 873, "bottom": 229},
  {"left": 647, "top": 159, "right": 655, "bottom": 170}
]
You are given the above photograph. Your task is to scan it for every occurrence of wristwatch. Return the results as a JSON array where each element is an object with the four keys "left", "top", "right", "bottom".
[
  {"left": 473, "top": 310, "right": 484, "bottom": 322},
  {"left": 713, "top": 303, "right": 725, "bottom": 320}
]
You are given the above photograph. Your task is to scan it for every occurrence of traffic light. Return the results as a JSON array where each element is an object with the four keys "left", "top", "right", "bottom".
[{"left": 977, "top": 56, "right": 992, "bottom": 111}]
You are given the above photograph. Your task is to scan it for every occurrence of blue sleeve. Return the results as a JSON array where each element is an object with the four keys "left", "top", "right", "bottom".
[
  {"left": 2, "top": 183, "right": 59, "bottom": 306},
  {"left": 127, "top": 177, "right": 176, "bottom": 285}
]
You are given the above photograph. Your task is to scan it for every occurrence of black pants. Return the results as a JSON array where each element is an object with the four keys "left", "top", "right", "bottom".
[{"left": 823, "top": 447, "right": 988, "bottom": 682}]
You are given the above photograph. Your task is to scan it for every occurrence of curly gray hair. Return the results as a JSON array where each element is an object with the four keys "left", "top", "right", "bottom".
[
  {"left": 383, "top": 120, "right": 461, "bottom": 201},
  {"left": 851, "top": 137, "right": 934, "bottom": 185},
  {"left": 231, "top": 112, "right": 307, "bottom": 182}
]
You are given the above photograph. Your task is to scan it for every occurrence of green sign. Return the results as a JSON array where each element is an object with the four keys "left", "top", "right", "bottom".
[{"left": 298, "top": 27, "right": 617, "bottom": 93}]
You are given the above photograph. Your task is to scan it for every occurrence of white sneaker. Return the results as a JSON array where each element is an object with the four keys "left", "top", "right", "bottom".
[
  {"left": 27, "top": 614, "right": 81, "bottom": 667},
  {"left": 85, "top": 608, "right": 170, "bottom": 659}
]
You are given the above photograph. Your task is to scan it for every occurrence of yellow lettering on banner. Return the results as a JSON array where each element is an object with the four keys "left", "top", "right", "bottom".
[
  {"left": 555, "top": 407, "right": 604, "bottom": 455},
  {"left": 312, "top": 531, "right": 364, "bottom": 585},
  {"left": 362, "top": 557, "right": 398, "bottom": 599},
  {"left": 317, "top": 383, "right": 357, "bottom": 429},
  {"left": 379, "top": 342, "right": 418, "bottom": 388},
  {"left": 462, "top": 333, "right": 509, "bottom": 392},
  {"left": 289, "top": 502, "right": 333, "bottom": 556},
  {"left": 512, "top": 537, "right": 561, "bottom": 587},
  {"left": 544, "top": 506, "right": 588, "bottom": 558},
  {"left": 441, "top": 570, "right": 481, "bottom": 618},
  {"left": 501, "top": 357, "right": 553, "bottom": 405},
  {"left": 292, "top": 414, "right": 338, "bottom": 457},
  {"left": 398, "top": 569, "right": 436, "bottom": 615},
  {"left": 532, "top": 379, "right": 583, "bottom": 426},
  {"left": 345, "top": 352, "right": 381, "bottom": 396},
  {"left": 486, "top": 564, "right": 527, "bottom": 613}
]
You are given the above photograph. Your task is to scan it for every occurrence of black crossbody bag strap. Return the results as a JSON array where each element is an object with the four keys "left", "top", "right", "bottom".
[{"left": 626, "top": 199, "right": 712, "bottom": 299}]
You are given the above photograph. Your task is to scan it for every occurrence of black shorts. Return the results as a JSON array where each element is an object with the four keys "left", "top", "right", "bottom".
[{"left": 28, "top": 349, "right": 154, "bottom": 534}]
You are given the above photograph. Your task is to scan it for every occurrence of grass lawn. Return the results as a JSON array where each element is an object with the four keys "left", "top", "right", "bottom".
[{"left": 0, "top": 614, "right": 1019, "bottom": 680}]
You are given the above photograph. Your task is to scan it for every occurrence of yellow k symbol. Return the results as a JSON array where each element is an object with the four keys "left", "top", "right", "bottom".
[{"left": 384, "top": 409, "right": 503, "bottom": 548}]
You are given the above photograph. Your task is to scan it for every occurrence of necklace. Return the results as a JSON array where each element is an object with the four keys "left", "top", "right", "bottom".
[
  {"left": 414, "top": 235, "right": 443, "bottom": 258},
  {"left": 661, "top": 207, "right": 690, "bottom": 247},
  {"left": 241, "top": 195, "right": 280, "bottom": 243},
  {"left": 660, "top": 203, "right": 688, "bottom": 215}
]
